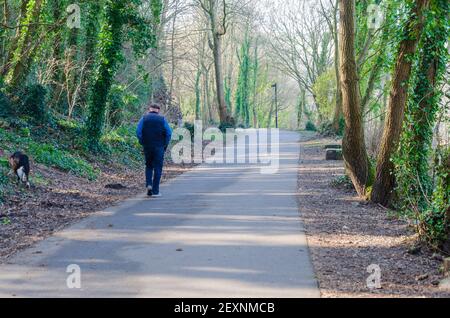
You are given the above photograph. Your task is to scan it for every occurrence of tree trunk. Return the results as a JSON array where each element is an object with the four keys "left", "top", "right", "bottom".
[
  {"left": 1, "top": 0, "right": 29, "bottom": 76},
  {"left": 168, "top": 0, "right": 179, "bottom": 99},
  {"left": 203, "top": 67, "right": 213, "bottom": 124},
  {"left": 86, "top": 0, "right": 126, "bottom": 148},
  {"left": 5, "top": 0, "right": 43, "bottom": 89},
  {"left": 332, "top": 34, "right": 342, "bottom": 132},
  {"left": 396, "top": 0, "right": 449, "bottom": 209},
  {"left": 338, "top": 0, "right": 370, "bottom": 197},
  {"left": 252, "top": 38, "right": 259, "bottom": 128},
  {"left": 204, "top": 0, "right": 228, "bottom": 125},
  {"left": 444, "top": 153, "right": 450, "bottom": 251},
  {"left": 360, "top": 55, "right": 383, "bottom": 113},
  {"left": 212, "top": 33, "right": 228, "bottom": 124},
  {"left": 78, "top": 0, "right": 101, "bottom": 108},
  {"left": 0, "top": 0, "right": 10, "bottom": 65},
  {"left": 49, "top": 0, "right": 65, "bottom": 110},
  {"left": 371, "top": 0, "right": 429, "bottom": 206},
  {"left": 298, "top": 88, "right": 306, "bottom": 129},
  {"left": 267, "top": 97, "right": 274, "bottom": 128},
  {"left": 195, "top": 68, "right": 201, "bottom": 120}
]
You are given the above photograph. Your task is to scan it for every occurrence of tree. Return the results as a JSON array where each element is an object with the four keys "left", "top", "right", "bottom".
[
  {"left": 48, "top": 0, "right": 67, "bottom": 109},
  {"left": 297, "top": 88, "right": 306, "bottom": 128},
  {"left": 235, "top": 31, "right": 251, "bottom": 126},
  {"left": 194, "top": 68, "right": 202, "bottom": 120},
  {"left": 395, "top": 0, "right": 449, "bottom": 218},
  {"left": 250, "top": 36, "right": 259, "bottom": 128},
  {"left": 85, "top": 0, "right": 127, "bottom": 147},
  {"left": 371, "top": 0, "right": 430, "bottom": 206},
  {"left": 1, "top": 0, "right": 30, "bottom": 76},
  {"left": 5, "top": 0, "right": 44, "bottom": 90},
  {"left": 338, "top": 0, "right": 370, "bottom": 197},
  {"left": 196, "top": 0, "right": 230, "bottom": 125},
  {"left": 86, "top": 0, "right": 163, "bottom": 148},
  {"left": 319, "top": 0, "right": 342, "bottom": 133},
  {"left": 80, "top": 0, "right": 103, "bottom": 106}
]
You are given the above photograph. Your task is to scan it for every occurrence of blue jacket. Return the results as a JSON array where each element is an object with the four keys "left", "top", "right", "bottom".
[{"left": 136, "top": 112, "right": 172, "bottom": 150}]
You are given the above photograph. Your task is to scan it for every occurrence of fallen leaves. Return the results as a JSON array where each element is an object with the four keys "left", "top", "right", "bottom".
[
  {"left": 0, "top": 160, "right": 194, "bottom": 263},
  {"left": 298, "top": 136, "right": 449, "bottom": 298}
]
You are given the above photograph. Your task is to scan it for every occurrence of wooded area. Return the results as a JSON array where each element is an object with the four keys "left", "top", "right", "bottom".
[{"left": 0, "top": 0, "right": 449, "bottom": 251}]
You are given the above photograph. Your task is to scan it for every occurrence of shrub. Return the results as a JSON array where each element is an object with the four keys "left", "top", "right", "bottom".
[
  {"left": 318, "top": 118, "right": 344, "bottom": 137},
  {"left": 107, "top": 86, "right": 126, "bottom": 128},
  {"left": 183, "top": 122, "right": 195, "bottom": 139},
  {"left": 57, "top": 118, "right": 83, "bottom": 139},
  {"left": 7, "top": 117, "right": 31, "bottom": 131},
  {"left": 0, "top": 91, "right": 13, "bottom": 118},
  {"left": 20, "top": 84, "right": 48, "bottom": 123},
  {"left": 318, "top": 121, "right": 333, "bottom": 136},
  {"left": 100, "top": 125, "right": 143, "bottom": 166},
  {"left": 305, "top": 121, "right": 317, "bottom": 132},
  {"left": 330, "top": 174, "right": 354, "bottom": 190},
  {"left": 57, "top": 118, "right": 82, "bottom": 131},
  {"left": 218, "top": 121, "right": 236, "bottom": 133},
  {"left": 0, "top": 159, "right": 9, "bottom": 202},
  {"left": 28, "top": 143, "right": 98, "bottom": 180},
  {"left": 419, "top": 147, "right": 450, "bottom": 246}
]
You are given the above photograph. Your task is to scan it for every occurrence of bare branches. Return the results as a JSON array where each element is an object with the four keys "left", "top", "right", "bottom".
[{"left": 265, "top": 0, "right": 333, "bottom": 97}]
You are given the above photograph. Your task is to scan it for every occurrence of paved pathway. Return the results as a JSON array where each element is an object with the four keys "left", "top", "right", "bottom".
[{"left": 0, "top": 131, "right": 319, "bottom": 298}]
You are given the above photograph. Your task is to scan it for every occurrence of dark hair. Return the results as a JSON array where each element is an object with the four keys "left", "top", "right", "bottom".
[{"left": 149, "top": 102, "right": 161, "bottom": 110}]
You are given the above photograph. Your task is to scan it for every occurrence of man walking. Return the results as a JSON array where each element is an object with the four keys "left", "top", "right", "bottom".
[{"left": 136, "top": 103, "right": 172, "bottom": 197}]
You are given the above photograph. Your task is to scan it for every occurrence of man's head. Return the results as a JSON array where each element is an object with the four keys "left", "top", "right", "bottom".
[{"left": 148, "top": 103, "right": 161, "bottom": 113}]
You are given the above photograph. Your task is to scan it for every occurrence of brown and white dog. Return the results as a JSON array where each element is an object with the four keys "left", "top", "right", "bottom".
[{"left": 9, "top": 152, "right": 31, "bottom": 188}]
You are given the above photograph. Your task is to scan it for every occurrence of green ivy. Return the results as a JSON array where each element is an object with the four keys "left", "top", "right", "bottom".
[
  {"left": 394, "top": 0, "right": 450, "bottom": 244},
  {"left": 235, "top": 32, "right": 251, "bottom": 127},
  {"left": 85, "top": 0, "right": 162, "bottom": 149}
]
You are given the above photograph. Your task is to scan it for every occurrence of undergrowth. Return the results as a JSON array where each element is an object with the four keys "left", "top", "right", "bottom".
[{"left": 0, "top": 116, "right": 143, "bottom": 201}]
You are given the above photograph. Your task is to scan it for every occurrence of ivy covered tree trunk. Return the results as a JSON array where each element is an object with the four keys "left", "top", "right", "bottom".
[
  {"left": 235, "top": 33, "right": 250, "bottom": 126},
  {"left": 1, "top": 0, "right": 29, "bottom": 76},
  {"left": 251, "top": 38, "right": 259, "bottom": 128},
  {"left": 5, "top": 0, "right": 44, "bottom": 89},
  {"left": 79, "top": 0, "right": 102, "bottom": 107},
  {"left": 0, "top": 0, "right": 11, "bottom": 66},
  {"left": 371, "top": 0, "right": 429, "bottom": 206},
  {"left": 297, "top": 88, "right": 306, "bottom": 129},
  {"left": 440, "top": 152, "right": 450, "bottom": 251},
  {"left": 85, "top": 0, "right": 162, "bottom": 147},
  {"left": 395, "top": 0, "right": 449, "bottom": 211},
  {"left": 331, "top": 0, "right": 342, "bottom": 134},
  {"left": 338, "top": 0, "right": 370, "bottom": 197},
  {"left": 85, "top": 0, "right": 127, "bottom": 148},
  {"left": 224, "top": 76, "right": 231, "bottom": 114},
  {"left": 49, "top": 0, "right": 66, "bottom": 109},
  {"left": 195, "top": 68, "right": 201, "bottom": 121},
  {"left": 85, "top": 1, "right": 102, "bottom": 69}
]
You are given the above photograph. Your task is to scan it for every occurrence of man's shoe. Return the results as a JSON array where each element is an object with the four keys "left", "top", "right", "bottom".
[{"left": 147, "top": 186, "right": 153, "bottom": 197}]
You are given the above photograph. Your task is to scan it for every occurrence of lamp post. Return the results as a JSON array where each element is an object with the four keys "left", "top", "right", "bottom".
[{"left": 271, "top": 83, "right": 278, "bottom": 128}]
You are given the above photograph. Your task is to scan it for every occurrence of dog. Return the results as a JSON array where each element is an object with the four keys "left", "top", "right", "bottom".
[{"left": 9, "top": 152, "right": 31, "bottom": 188}]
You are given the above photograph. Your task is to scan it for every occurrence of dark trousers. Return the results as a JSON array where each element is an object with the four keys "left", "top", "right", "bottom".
[{"left": 144, "top": 147, "right": 165, "bottom": 194}]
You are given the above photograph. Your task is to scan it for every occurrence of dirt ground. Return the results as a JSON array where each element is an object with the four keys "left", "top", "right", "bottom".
[
  {"left": 0, "top": 159, "right": 193, "bottom": 263},
  {"left": 297, "top": 136, "right": 450, "bottom": 298}
]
